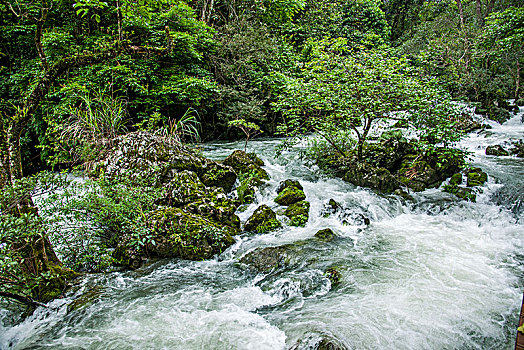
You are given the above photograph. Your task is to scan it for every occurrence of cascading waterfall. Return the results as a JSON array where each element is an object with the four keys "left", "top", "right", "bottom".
[{"left": 1, "top": 107, "right": 523, "bottom": 350}]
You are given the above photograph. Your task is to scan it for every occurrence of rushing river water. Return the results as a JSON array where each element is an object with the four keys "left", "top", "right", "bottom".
[{"left": 1, "top": 108, "right": 524, "bottom": 349}]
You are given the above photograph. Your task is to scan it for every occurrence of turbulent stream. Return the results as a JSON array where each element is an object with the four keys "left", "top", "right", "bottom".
[{"left": 1, "top": 107, "right": 524, "bottom": 349}]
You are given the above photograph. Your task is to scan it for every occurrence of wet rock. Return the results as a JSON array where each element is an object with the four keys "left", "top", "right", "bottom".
[
  {"left": 223, "top": 150, "right": 269, "bottom": 180},
  {"left": 516, "top": 98, "right": 524, "bottom": 107},
  {"left": 277, "top": 179, "right": 304, "bottom": 193},
  {"left": 284, "top": 201, "right": 310, "bottom": 227},
  {"left": 449, "top": 173, "right": 463, "bottom": 186},
  {"left": 182, "top": 187, "right": 240, "bottom": 229},
  {"left": 240, "top": 246, "right": 291, "bottom": 273},
  {"left": 488, "top": 106, "right": 511, "bottom": 124},
  {"left": 510, "top": 140, "right": 524, "bottom": 158},
  {"left": 244, "top": 205, "right": 282, "bottom": 233},
  {"left": 486, "top": 145, "right": 509, "bottom": 156},
  {"left": 466, "top": 168, "right": 488, "bottom": 187},
  {"left": 113, "top": 207, "right": 236, "bottom": 267},
  {"left": 444, "top": 184, "right": 476, "bottom": 202},
  {"left": 315, "top": 228, "right": 336, "bottom": 241},
  {"left": 68, "top": 286, "right": 104, "bottom": 312},
  {"left": 393, "top": 188, "right": 414, "bottom": 201},
  {"left": 324, "top": 267, "right": 341, "bottom": 286},
  {"left": 161, "top": 170, "right": 207, "bottom": 206},
  {"left": 343, "top": 163, "right": 397, "bottom": 193},
  {"left": 92, "top": 131, "right": 237, "bottom": 191},
  {"left": 275, "top": 186, "right": 306, "bottom": 206},
  {"left": 236, "top": 173, "right": 266, "bottom": 205}
]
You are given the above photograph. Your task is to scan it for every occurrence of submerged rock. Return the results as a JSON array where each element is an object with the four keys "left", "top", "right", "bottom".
[
  {"left": 284, "top": 201, "right": 310, "bottom": 227},
  {"left": 343, "top": 163, "right": 397, "bottom": 193},
  {"left": 244, "top": 205, "right": 282, "bottom": 233},
  {"left": 240, "top": 246, "right": 291, "bottom": 272},
  {"left": 510, "top": 140, "right": 524, "bottom": 158},
  {"left": 486, "top": 145, "right": 509, "bottom": 156}
]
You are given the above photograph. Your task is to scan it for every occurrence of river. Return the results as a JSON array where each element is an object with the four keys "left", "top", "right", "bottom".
[{"left": 1, "top": 107, "right": 523, "bottom": 349}]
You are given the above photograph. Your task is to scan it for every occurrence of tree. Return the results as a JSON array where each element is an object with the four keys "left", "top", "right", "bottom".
[
  {"left": 273, "top": 38, "right": 463, "bottom": 161},
  {"left": 482, "top": 6, "right": 524, "bottom": 100}
]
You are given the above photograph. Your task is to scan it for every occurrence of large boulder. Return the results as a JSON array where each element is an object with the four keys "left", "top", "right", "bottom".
[
  {"left": 239, "top": 246, "right": 292, "bottom": 273},
  {"left": 114, "top": 208, "right": 236, "bottom": 268},
  {"left": 343, "top": 163, "right": 398, "bottom": 193},
  {"left": 275, "top": 180, "right": 306, "bottom": 205},
  {"left": 92, "top": 131, "right": 237, "bottom": 191},
  {"left": 222, "top": 150, "right": 269, "bottom": 180},
  {"left": 486, "top": 145, "right": 509, "bottom": 156},
  {"left": 284, "top": 200, "right": 310, "bottom": 227},
  {"left": 244, "top": 204, "right": 282, "bottom": 233}
]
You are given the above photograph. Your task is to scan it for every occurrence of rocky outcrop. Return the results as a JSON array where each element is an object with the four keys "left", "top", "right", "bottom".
[
  {"left": 275, "top": 180, "right": 306, "bottom": 206},
  {"left": 244, "top": 204, "right": 282, "bottom": 233},
  {"left": 284, "top": 201, "right": 310, "bottom": 227},
  {"left": 90, "top": 132, "right": 252, "bottom": 268},
  {"left": 443, "top": 167, "right": 488, "bottom": 202},
  {"left": 92, "top": 131, "right": 237, "bottom": 191},
  {"left": 486, "top": 145, "right": 510, "bottom": 156},
  {"left": 223, "top": 150, "right": 269, "bottom": 180},
  {"left": 315, "top": 137, "right": 464, "bottom": 194}
]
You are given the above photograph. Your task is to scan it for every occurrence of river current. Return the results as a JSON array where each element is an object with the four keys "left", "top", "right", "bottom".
[{"left": 1, "top": 107, "right": 523, "bottom": 349}]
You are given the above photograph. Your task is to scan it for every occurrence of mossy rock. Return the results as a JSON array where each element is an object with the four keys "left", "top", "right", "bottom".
[
  {"left": 91, "top": 131, "right": 237, "bottom": 191},
  {"left": 113, "top": 208, "right": 236, "bottom": 267},
  {"left": 223, "top": 150, "right": 269, "bottom": 180},
  {"left": 239, "top": 246, "right": 291, "bottom": 273},
  {"left": 275, "top": 186, "right": 306, "bottom": 206},
  {"left": 183, "top": 187, "right": 240, "bottom": 229},
  {"left": 36, "top": 263, "right": 80, "bottom": 303},
  {"left": 284, "top": 201, "right": 310, "bottom": 227},
  {"left": 488, "top": 106, "right": 511, "bottom": 124},
  {"left": 315, "top": 228, "right": 336, "bottom": 242},
  {"left": 486, "top": 145, "right": 509, "bottom": 156},
  {"left": 516, "top": 98, "right": 524, "bottom": 107},
  {"left": 443, "top": 184, "right": 477, "bottom": 202},
  {"left": 466, "top": 168, "right": 488, "bottom": 187},
  {"left": 161, "top": 170, "right": 207, "bottom": 206},
  {"left": 343, "top": 163, "right": 397, "bottom": 193},
  {"left": 244, "top": 205, "right": 282, "bottom": 233},
  {"left": 324, "top": 267, "right": 342, "bottom": 286},
  {"left": 449, "top": 173, "right": 463, "bottom": 186},
  {"left": 277, "top": 179, "right": 303, "bottom": 193},
  {"left": 510, "top": 140, "right": 524, "bottom": 158},
  {"left": 236, "top": 173, "right": 266, "bottom": 205}
]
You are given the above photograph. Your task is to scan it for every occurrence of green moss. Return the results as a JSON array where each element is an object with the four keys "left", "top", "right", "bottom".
[
  {"left": 244, "top": 204, "right": 282, "bottom": 233},
  {"left": 466, "top": 169, "right": 488, "bottom": 187},
  {"left": 223, "top": 150, "right": 269, "bottom": 180},
  {"left": 275, "top": 187, "right": 306, "bottom": 206},
  {"left": 325, "top": 267, "right": 341, "bottom": 285},
  {"left": 315, "top": 228, "right": 336, "bottom": 241},
  {"left": 284, "top": 201, "right": 310, "bottom": 227},
  {"left": 449, "top": 173, "right": 463, "bottom": 186}
]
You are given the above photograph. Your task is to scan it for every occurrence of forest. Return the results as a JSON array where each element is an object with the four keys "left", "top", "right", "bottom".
[{"left": 1, "top": 0, "right": 524, "bottom": 348}]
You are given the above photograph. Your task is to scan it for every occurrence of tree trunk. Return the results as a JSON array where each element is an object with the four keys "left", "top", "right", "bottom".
[
  {"left": 476, "top": 0, "right": 484, "bottom": 26},
  {"left": 456, "top": 0, "right": 465, "bottom": 29}
]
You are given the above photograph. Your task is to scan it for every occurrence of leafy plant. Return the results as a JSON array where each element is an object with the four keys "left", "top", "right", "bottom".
[{"left": 228, "top": 119, "right": 263, "bottom": 151}]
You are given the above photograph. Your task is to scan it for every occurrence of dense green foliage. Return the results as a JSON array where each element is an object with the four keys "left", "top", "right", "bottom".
[{"left": 1, "top": 0, "right": 523, "bottom": 307}]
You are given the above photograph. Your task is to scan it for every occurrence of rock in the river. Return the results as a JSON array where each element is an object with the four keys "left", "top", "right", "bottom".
[
  {"left": 240, "top": 246, "right": 291, "bottom": 272},
  {"left": 343, "top": 163, "right": 397, "bottom": 193},
  {"left": 92, "top": 131, "right": 237, "bottom": 191},
  {"left": 275, "top": 180, "right": 306, "bottom": 206},
  {"left": 244, "top": 204, "right": 282, "bottom": 233},
  {"left": 466, "top": 168, "right": 488, "bottom": 187},
  {"left": 223, "top": 150, "right": 269, "bottom": 180},
  {"left": 486, "top": 145, "right": 509, "bottom": 156},
  {"left": 113, "top": 207, "right": 236, "bottom": 267},
  {"left": 510, "top": 140, "right": 524, "bottom": 158},
  {"left": 284, "top": 201, "right": 310, "bottom": 227},
  {"left": 315, "top": 228, "right": 336, "bottom": 242}
]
